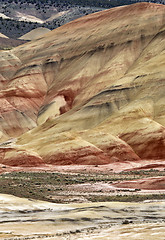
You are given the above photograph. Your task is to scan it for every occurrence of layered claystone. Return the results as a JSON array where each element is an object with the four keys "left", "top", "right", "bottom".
[{"left": 0, "top": 3, "right": 165, "bottom": 166}]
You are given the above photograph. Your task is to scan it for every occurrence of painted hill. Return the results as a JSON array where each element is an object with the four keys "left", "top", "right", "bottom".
[
  {"left": 0, "top": 2, "right": 165, "bottom": 169},
  {"left": 0, "top": 0, "right": 165, "bottom": 40},
  {"left": 19, "top": 27, "right": 51, "bottom": 40}
]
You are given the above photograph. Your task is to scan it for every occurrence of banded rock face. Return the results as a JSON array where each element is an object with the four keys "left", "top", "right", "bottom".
[{"left": 0, "top": 2, "right": 165, "bottom": 167}]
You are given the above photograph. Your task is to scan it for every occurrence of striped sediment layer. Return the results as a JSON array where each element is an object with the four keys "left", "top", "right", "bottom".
[{"left": 0, "top": 3, "right": 165, "bottom": 169}]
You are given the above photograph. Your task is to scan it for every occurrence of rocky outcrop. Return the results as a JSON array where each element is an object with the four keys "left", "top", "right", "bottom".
[{"left": 0, "top": 3, "right": 165, "bottom": 167}]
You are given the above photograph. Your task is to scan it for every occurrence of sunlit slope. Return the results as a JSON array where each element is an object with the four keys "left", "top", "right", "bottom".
[
  {"left": 19, "top": 27, "right": 51, "bottom": 40},
  {"left": 1, "top": 3, "right": 165, "bottom": 166}
]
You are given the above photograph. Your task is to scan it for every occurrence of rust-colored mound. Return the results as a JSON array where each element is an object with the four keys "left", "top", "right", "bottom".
[
  {"left": 113, "top": 176, "right": 165, "bottom": 190},
  {"left": 3, "top": 150, "right": 44, "bottom": 167},
  {"left": 0, "top": 3, "right": 165, "bottom": 167}
]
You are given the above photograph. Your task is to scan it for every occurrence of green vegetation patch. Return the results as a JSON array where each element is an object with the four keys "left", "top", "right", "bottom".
[{"left": 0, "top": 170, "right": 165, "bottom": 203}]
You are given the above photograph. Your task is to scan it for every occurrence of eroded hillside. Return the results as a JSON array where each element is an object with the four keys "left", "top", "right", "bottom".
[{"left": 0, "top": 2, "right": 165, "bottom": 169}]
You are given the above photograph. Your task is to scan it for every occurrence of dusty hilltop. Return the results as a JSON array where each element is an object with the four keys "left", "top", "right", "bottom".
[{"left": 0, "top": 2, "right": 165, "bottom": 177}]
